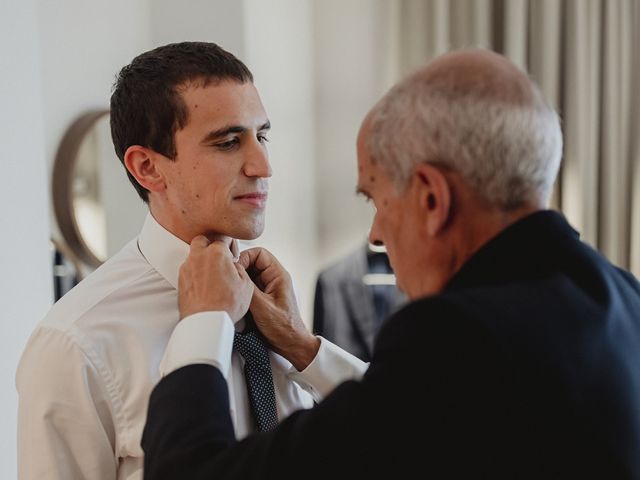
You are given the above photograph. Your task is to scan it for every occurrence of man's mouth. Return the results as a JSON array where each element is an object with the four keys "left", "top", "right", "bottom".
[{"left": 234, "top": 192, "right": 268, "bottom": 208}]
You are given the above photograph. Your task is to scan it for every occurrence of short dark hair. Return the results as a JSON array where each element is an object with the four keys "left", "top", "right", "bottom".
[{"left": 110, "top": 41, "right": 254, "bottom": 202}]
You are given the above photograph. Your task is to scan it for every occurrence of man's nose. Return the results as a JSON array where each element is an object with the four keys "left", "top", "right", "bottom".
[
  {"left": 368, "top": 215, "right": 384, "bottom": 247},
  {"left": 244, "top": 143, "right": 272, "bottom": 178},
  {"left": 368, "top": 234, "right": 384, "bottom": 248}
]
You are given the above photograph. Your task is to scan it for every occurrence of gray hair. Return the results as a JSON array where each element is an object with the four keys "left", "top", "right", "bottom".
[{"left": 367, "top": 68, "right": 563, "bottom": 210}]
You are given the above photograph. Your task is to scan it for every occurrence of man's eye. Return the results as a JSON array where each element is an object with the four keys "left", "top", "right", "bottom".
[
  {"left": 257, "top": 133, "right": 269, "bottom": 144},
  {"left": 216, "top": 138, "right": 240, "bottom": 150}
]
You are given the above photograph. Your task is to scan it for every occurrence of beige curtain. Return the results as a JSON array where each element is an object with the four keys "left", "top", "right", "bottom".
[{"left": 386, "top": 0, "right": 640, "bottom": 275}]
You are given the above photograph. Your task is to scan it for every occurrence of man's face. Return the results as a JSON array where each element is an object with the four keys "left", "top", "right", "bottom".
[
  {"left": 157, "top": 80, "right": 271, "bottom": 241},
  {"left": 356, "top": 124, "right": 423, "bottom": 298}
]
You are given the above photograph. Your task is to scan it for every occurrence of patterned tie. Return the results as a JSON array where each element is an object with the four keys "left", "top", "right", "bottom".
[{"left": 233, "top": 315, "right": 279, "bottom": 432}]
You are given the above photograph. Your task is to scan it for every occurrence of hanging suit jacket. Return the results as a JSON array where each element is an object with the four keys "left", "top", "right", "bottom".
[
  {"left": 313, "top": 243, "right": 406, "bottom": 361},
  {"left": 142, "top": 210, "right": 640, "bottom": 479}
]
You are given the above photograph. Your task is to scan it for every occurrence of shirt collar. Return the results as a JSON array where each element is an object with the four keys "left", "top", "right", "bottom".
[{"left": 137, "top": 212, "right": 239, "bottom": 290}]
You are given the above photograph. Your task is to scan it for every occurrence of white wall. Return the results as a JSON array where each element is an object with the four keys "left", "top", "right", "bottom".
[
  {"left": 243, "top": 0, "right": 317, "bottom": 323},
  {"left": 313, "top": 0, "right": 396, "bottom": 271},
  {"left": 0, "top": 1, "right": 52, "bottom": 477},
  {"left": 37, "top": 0, "right": 152, "bottom": 171},
  {"left": 150, "top": 0, "right": 245, "bottom": 56}
]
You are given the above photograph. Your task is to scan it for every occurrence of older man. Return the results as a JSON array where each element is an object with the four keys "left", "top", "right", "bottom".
[{"left": 142, "top": 48, "right": 640, "bottom": 479}]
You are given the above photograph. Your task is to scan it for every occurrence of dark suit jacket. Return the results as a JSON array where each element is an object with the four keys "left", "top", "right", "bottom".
[
  {"left": 142, "top": 211, "right": 640, "bottom": 479},
  {"left": 313, "top": 243, "right": 406, "bottom": 361}
]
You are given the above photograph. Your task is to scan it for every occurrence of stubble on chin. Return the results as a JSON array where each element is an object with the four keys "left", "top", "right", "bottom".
[{"left": 234, "top": 215, "right": 266, "bottom": 241}]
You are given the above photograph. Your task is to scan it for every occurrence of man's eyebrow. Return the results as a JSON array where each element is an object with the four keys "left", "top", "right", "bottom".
[
  {"left": 201, "top": 121, "right": 271, "bottom": 144},
  {"left": 201, "top": 126, "right": 245, "bottom": 144}
]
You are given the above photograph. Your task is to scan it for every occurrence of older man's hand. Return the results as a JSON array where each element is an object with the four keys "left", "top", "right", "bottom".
[
  {"left": 178, "top": 236, "right": 253, "bottom": 322},
  {"left": 238, "top": 247, "right": 320, "bottom": 371}
]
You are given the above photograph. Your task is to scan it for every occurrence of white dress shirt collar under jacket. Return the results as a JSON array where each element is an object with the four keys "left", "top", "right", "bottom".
[{"left": 17, "top": 212, "right": 367, "bottom": 480}]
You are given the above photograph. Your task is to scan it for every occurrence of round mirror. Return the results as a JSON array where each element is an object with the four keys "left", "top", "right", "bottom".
[{"left": 53, "top": 110, "right": 147, "bottom": 268}]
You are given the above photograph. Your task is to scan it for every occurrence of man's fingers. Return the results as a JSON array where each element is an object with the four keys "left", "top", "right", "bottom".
[
  {"left": 253, "top": 248, "right": 281, "bottom": 272},
  {"left": 238, "top": 247, "right": 291, "bottom": 293},
  {"left": 189, "top": 235, "right": 210, "bottom": 251},
  {"left": 190, "top": 236, "right": 237, "bottom": 262},
  {"left": 239, "top": 247, "right": 283, "bottom": 276},
  {"left": 238, "top": 248, "right": 261, "bottom": 270}
]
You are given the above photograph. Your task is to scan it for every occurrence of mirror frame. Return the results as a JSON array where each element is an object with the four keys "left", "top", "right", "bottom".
[{"left": 52, "top": 109, "right": 110, "bottom": 269}]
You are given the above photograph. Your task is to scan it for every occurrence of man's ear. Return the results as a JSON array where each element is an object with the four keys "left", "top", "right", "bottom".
[
  {"left": 123, "top": 146, "right": 166, "bottom": 194},
  {"left": 412, "top": 163, "right": 451, "bottom": 236}
]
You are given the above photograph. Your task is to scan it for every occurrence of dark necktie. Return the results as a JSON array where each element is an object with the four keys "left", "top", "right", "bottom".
[{"left": 233, "top": 315, "right": 279, "bottom": 432}]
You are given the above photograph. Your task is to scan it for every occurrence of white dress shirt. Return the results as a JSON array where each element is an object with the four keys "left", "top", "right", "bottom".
[{"left": 16, "top": 213, "right": 367, "bottom": 480}]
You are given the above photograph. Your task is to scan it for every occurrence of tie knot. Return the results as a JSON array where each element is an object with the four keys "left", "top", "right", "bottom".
[{"left": 233, "top": 329, "right": 270, "bottom": 365}]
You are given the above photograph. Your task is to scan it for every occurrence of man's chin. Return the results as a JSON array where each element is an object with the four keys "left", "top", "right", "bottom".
[
  {"left": 235, "top": 233, "right": 262, "bottom": 241},
  {"left": 233, "top": 224, "right": 265, "bottom": 241}
]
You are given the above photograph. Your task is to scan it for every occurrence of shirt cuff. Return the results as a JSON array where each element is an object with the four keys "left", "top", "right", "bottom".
[
  {"left": 286, "top": 336, "right": 368, "bottom": 402},
  {"left": 159, "top": 311, "right": 235, "bottom": 378}
]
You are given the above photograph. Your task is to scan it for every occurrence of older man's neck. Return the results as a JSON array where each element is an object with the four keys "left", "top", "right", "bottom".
[{"left": 457, "top": 201, "right": 543, "bottom": 265}]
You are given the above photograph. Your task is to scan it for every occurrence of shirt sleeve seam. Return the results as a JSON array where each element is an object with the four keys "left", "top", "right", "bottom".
[{"left": 62, "top": 326, "right": 133, "bottom": 460}]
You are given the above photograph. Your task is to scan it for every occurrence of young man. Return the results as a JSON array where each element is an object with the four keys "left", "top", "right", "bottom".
[
  {"left": 16, "top": 42, "right": 365, "bottom": 480},
  {"left": 142, "top": 48, "right": 640, "bottom": 479}
]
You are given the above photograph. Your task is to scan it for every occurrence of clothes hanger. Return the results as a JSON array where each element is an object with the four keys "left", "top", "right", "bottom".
[
  {"left": 363, "top": 273, "right": 397, "bottom": 286},
  {"left": 364, "top": 241, "right": 396, "bottom": 285},
  {"left": 367, "top": 241, "right": 387, "bottom": 254}
]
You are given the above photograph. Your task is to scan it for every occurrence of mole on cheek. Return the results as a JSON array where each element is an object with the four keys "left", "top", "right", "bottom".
[
  {"left": 181, "top": 209, "right": 186, "bottom": 215},
  {"left": 195, "top": 194, "right": 200, "bottom": 199},
  {"left": 370, "top": 176, "right": 375, "bottom": 183},
  {"left": 383, "top": 199, "right": 388, "bottom": 207}
]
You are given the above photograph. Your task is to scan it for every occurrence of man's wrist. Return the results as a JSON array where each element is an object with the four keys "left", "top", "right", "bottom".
[{"left": 288, "top": 334, "right": 321, "bottom": 371}]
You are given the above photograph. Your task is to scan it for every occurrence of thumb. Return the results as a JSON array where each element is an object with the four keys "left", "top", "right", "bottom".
[{"left": 189, "top": 235, "right": 210, "bottom": 251}]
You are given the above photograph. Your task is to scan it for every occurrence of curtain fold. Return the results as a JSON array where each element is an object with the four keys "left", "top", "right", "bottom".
[
  {"left": 630, "top": 0, "right": 640, "bottom": 274},
  {"left": 393, "top": 0, "right": 640, "bottom": 275}
]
